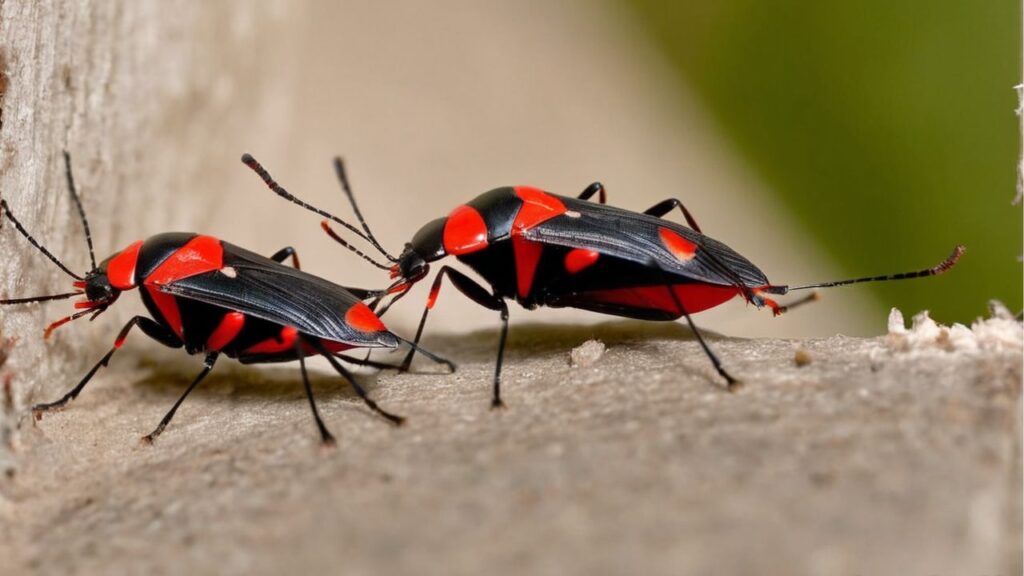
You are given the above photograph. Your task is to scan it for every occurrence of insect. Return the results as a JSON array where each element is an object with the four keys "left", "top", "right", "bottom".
[
  {"left": 243, "top": 153, "right": 964, "bottom": 406},
  {"left": 0, "top": 153, "right": 451, "bottom": 445}
]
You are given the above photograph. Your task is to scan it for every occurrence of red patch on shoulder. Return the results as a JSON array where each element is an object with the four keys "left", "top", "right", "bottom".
[
  {"left": 443, "top": 205, "right": 489, "bottom": 255},
  {"left": 512, "top": 187, "right": 566, "bottom": 233},
  {"left": 658, "top": 228, "right": 697, "bottom": 262},
  {"left": 145, "top": 235, "right": 224, "bottom": 286},
  {"left": 345, "top": 302, "right": 387, "bottom": 333},
  {"left": 106, "top": 240, "right": 143, "bottom": 289},
  {"left": 564, "top": 248, "right": 599, "bottom": 274}
]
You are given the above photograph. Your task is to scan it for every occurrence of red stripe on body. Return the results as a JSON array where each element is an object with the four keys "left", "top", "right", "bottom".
[
  {"left": 145, "top": 235, "right": 224, "bottom": 286},
  {"left": 145, "top": 285, "right": 184, "bottom": 338},
  {"left": 107, "top": 240, "right": 144, "bottom": 289},
  {"left": 508, "top": 187, "right": 566, "bottom": 298},
  {"left": 206, "top": 311, "right": 246, "bottom": 351},
  {"left": 583, "top": 284, "right": 740, "bottom": 315},
  {"left": 512, "top": 236, "right": 543, "bottom": 298}
]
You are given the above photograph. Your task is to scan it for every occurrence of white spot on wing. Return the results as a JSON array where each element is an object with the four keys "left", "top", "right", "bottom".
[
  {"left": 220, "top": 266, "right": 237, "bottom": 278},
  {"left": 565, "top": 210, "right": 582, "bottom": 218}
]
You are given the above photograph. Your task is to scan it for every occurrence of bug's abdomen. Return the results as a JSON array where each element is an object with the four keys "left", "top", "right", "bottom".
[{"left": 138, "top": 290, "right": 348, "bottom": 361}]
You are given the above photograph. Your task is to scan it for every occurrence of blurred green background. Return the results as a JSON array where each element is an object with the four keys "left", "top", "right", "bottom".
[{"left": 628, "top": 1, "right": 1021, "bottom": 323}]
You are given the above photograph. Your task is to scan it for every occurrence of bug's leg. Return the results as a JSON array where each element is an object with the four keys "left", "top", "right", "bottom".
[
  {"left": 142, "top": 352, "right": 219, "bottom": 444},
  {"left": 305, "top": 337, "right": 405, "bottom": 426},
  {"left": 770, "top": 291, "right": 821, "bottom": 316},
  {"left": 400, "top": 266, "right": 509, "bottom": 408},
  {"left": 296, "top": 339, "right": 335, "bottom": 446},
  {"left": 32, "top": 316, "right": 181, "bottom": 415},
  {"left": 577, "top": 182, "right": 606, "bottom": 204},
  {"left": 644, "top": 199, "right": 702, "bottom": 233},
  {"left": 269, "top": 246, "right": 301, "bottom": 269},
  {"left": 334, "top": 353, "right": 405, "bottom": 371},
  {"left": 652, "top": 265, "right": 738, "bottom": 390}
]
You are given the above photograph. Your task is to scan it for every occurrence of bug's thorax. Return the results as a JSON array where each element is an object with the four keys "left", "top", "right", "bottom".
[{"left": 398, "top": 186, "right": 572, "bottom": 287}]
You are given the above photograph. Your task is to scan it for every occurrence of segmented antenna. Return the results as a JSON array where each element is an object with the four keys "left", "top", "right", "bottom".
[
  {"left": 63, "top": 151, "right": 97, "bottom": 270},
  {"left": 0, "top": 199, "right": 83, "bottom": 281},
  {"left": 0, "top": 291, "right": 83, "bottom": 305},
  {"left": 321, "top": 221, "right": 391, "bottom": 270},
  {"left": 767, "top": 245, "right": 965, "bottom": 294},
  {"left": 333, "top": 157, "right": 397, "bottom": 261},
  {"left": 241, "top": 153, "right": 395, "bottom": 262}
]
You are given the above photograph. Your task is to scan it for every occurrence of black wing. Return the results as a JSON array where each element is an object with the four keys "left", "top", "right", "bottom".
[
  {"left": 519, "top": 195, "right": 770, "bottom": 288},
  {"left": 156, "top": 242, "right": 396, "bottom": 348}
]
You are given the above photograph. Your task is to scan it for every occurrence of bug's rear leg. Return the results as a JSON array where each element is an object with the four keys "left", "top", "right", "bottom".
[
  {"left": 402, "top": 266, "right": 509, "bottom": 409},
  {"left": 33, "top": 316, "right": 181, "bottom": 416},
  {"left": 577, "top": 182, "right": 607, "bottom": 204},
  {"left": 269, "top": 246, "right": 301, "bottom": 269},
  {"left": 306, "top": 337, "right": 405, "bottom": 426},
  {"left": 652, "top": 265, "right": 739, "bottom": 390},
  {"left": 297, "top": 340, "right": 335, "bottom": 446},
  {"left": 142, "top": 352, "right": 219, "bottom": 444},
  {"left": 644, "top": 199, "right": 702, "bottom": 233}
]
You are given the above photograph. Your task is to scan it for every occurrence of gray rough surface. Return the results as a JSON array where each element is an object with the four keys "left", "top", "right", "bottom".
[
  {"left": 0, "top": 321, "right": 1020, "bottom": 576},
  {"left": 0, "top": 0, "right": 296, "bottom": 471}
]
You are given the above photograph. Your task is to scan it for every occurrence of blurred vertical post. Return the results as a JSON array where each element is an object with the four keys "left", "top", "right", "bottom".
[{"left": 0, "top": 1, "right": 299, "bottom": 477}]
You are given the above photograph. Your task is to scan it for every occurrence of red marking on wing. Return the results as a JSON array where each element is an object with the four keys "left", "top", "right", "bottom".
[
  {"left": 206, "top": 311, "right": 246, "bottom": 351},
  {"left": 512, "top": 235, "right": 543, "bottom": 298},
  {"left": 146, "top": 285, "right": 184, "bottom": 338},
  {"left": 244, "top": 326, "right": 298, "bottom": 356},
  {"left": 443, "top": 205, "right": 489, "bottom": 255},
  {"left": 107, "top": 240, "right": 144, "bottom": 289},
  {"left": 145, "top": 235, "right": 224, "bottom": 286},
  {"left": 564, "top": 248, "right": 599, "bottom": 274},
  {"left": 512, "top": 187, "right": 566, "bottom": 233},
  {"left": 345, "top": 302, "right": 387, "bottom": 333},
  {"left": 583, "top": 284, "right": 740, "bottom": 315},
  {"left": 658, "top": 228, "right": 697, "bottom": 262}
]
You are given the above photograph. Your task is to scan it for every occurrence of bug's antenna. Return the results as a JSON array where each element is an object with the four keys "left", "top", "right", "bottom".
[
  {"left": 0, "top": 291, "right": 84, "bottom": 305},
  {"left": 766, "top": 245, "right": 965, "bottom": 294},
  {"left": 0, "top": 200, "right": 84, "bottom": 281},
  {"left": 321, "top": 221, "right": 391, "bottom": 270},
  {"left": 63, "top": 151, "right": 97, "bottom": 270},
  {"left": 333, "top": 157, "right": 398, "bottom": 262},
  {"left": 240, "top": 154, "right": 395, "bottom": 261}
]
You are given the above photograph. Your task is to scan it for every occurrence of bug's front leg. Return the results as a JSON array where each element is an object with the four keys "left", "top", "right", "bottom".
[{"left": 402, "top": 266, "right": 509, "bottom": 408}]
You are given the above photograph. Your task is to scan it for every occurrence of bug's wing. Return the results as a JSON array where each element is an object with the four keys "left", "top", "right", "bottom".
[
  {"left": 521, "top": 198, "right": 769, "bottom": 288},
  {"left": 156, "top": 243, "right": 396, "bottom": 347}
]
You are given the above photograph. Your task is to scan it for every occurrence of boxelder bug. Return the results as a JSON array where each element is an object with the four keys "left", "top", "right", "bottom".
[
  {"left": 244, "top": 155, "right": 964, "bottom": 405},
  {"left": 0, "top": 153, "right": 452, "bottom": 445}
]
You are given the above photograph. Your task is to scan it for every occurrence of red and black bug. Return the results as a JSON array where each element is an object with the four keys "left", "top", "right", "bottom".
[
  {"left": 0, "top": 153, "right": 451, "bottom": 445},
  {"left": 244, "top": 155, "right": 963, "bottom": 406}
]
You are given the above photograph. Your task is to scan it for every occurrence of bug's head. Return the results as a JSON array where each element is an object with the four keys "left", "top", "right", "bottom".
[
  {"left": 0, "top": 152, "right": 122, "bottom": 339},
  {"left": 78, "top": 265, "right": 121, "bottom": 308},
  {"left": 390, "top": 217, "right": 447, "bottom": 284}
]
